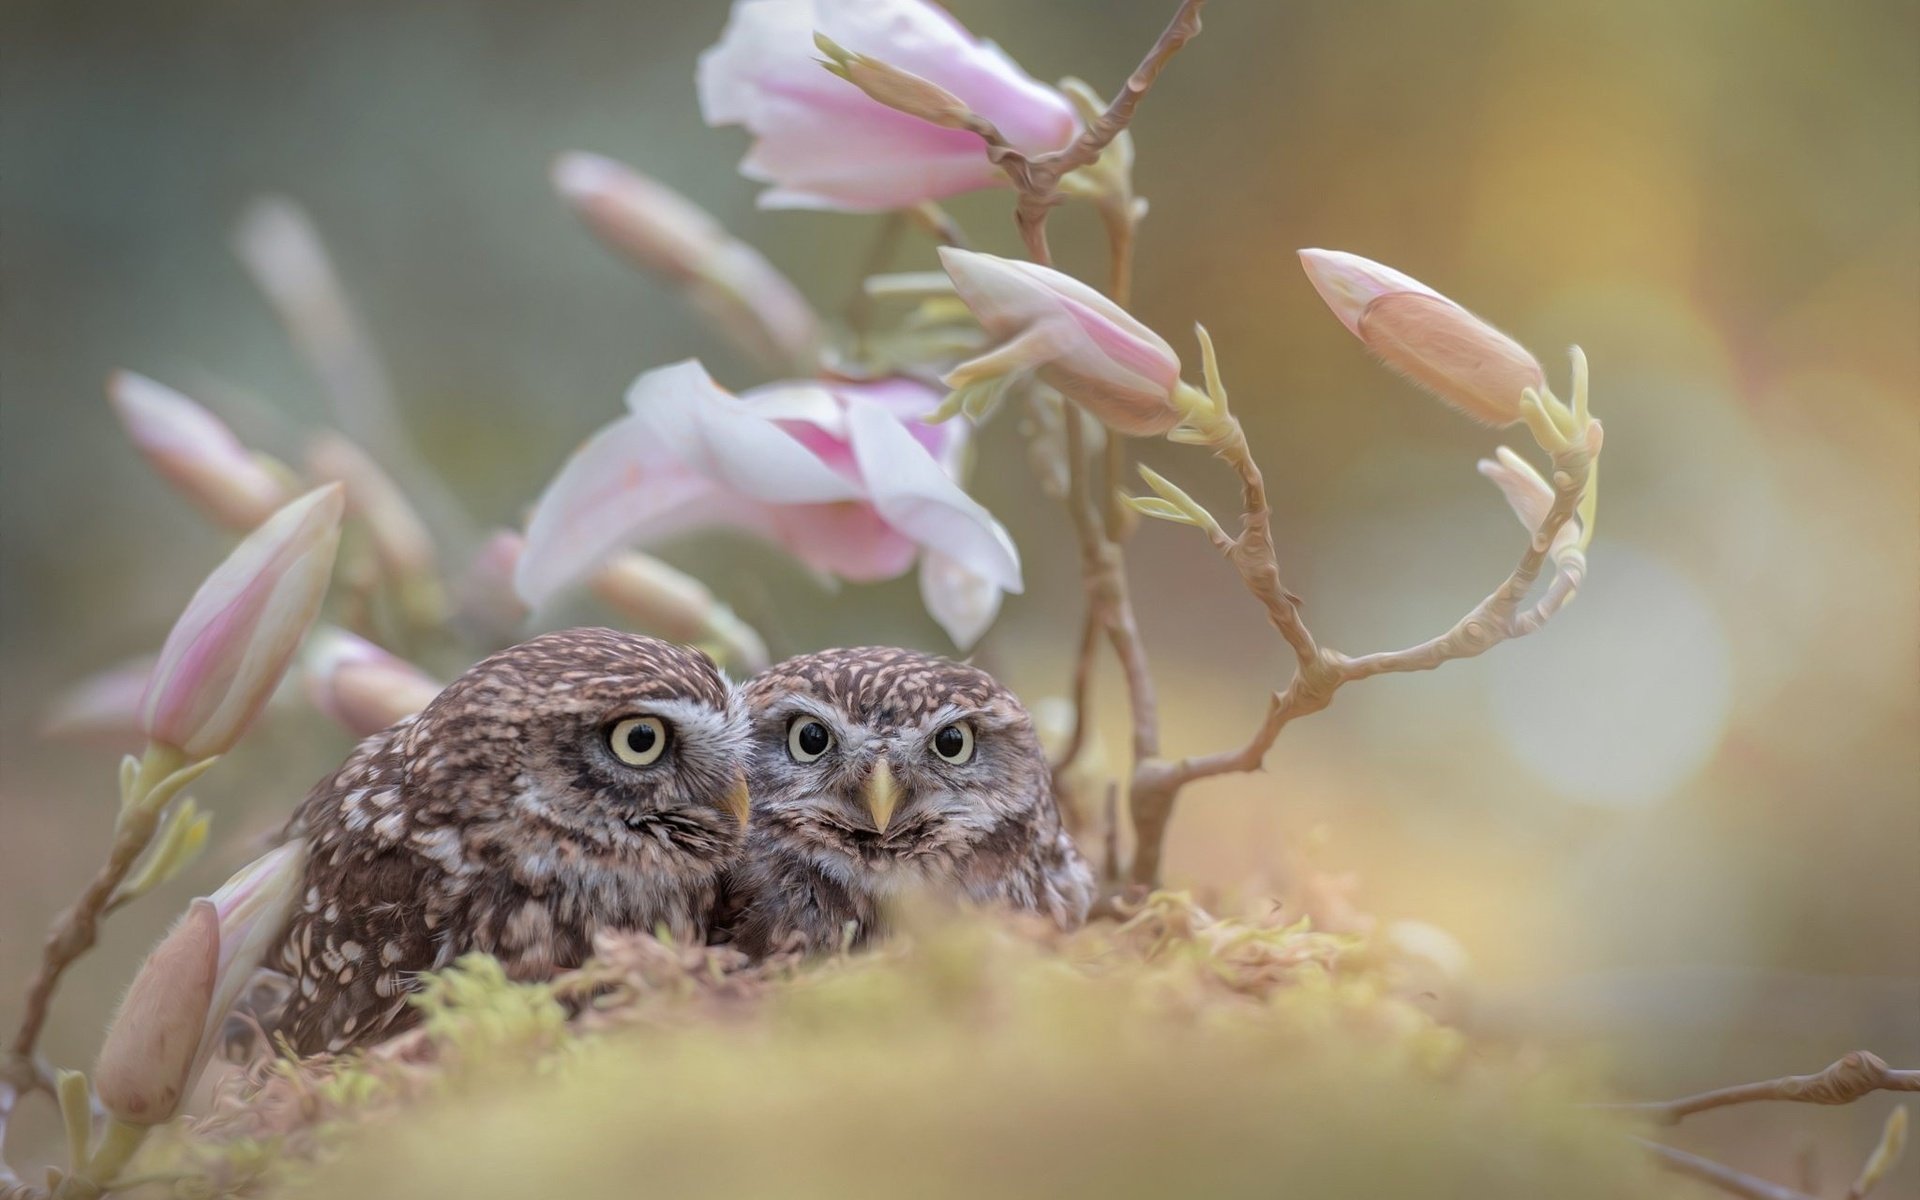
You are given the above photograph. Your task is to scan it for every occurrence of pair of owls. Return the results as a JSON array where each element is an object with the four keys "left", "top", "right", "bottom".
[{"left": 265, "top": 628, "right": 1094, "bottom": 1055}]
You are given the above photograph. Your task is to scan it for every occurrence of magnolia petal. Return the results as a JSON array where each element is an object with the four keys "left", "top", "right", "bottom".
[
  {"left": 1476, "top": 447, "right": 1579, "bottom": 558},
  {"left": 1297, "top": 248, "right": 1443, "bottom": 338},
  {"left": 627, "top": 361, "right": 863, "bottom": 505},
  {"left": 919, "top": 550, "right": 1005, "bottom": 650},
  {"left": 845, "top": 399, "right": 1021, "bottom": 593},
  {"left": 515, "top": 413, "right": 752, "bottom": 607}
]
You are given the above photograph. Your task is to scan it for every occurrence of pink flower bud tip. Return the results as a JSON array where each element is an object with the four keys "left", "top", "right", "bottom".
[
  {"left": 1298, "top": 249, "right": 1544, "bottom": 426},
  {"left": 939, "top": 247, "right": 1184, "bottom": 437},
  {"left": 552, "top": 152, "right": 725, "bottom": 285},
  {"left": 141, "top": 485, "right": 345, "bottom": 759},
  {"left": 95, "top": 841, "right": 308, "bottom": 1125},
  {"left": 108, "top": 371, "right": 290, "bottom": 530},
  {"left": 304, "top": 627, "right": 441, "bottom": 737}
]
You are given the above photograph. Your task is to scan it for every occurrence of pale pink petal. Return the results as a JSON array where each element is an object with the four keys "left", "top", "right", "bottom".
[
  {"left": 940, "top": 247, "right": 1182, "bottom": 435},
  {"left": 919, "top": 550, "right": 1004, "bottom": 649},
  {"left": 1297, "top": 248, "right": 1443, "bottom": 338},
  {"left": 698, "top": 0, "right": 1076, "bottom": 212},
  {"left": 515, "top": 413, "right": 753, "bottom": 607},
  {"left": 626, "top": 360, "right": 864, "bottom": 505},
  {"left": 845, "top": 398, "right": 1021, "bottom": 592}
]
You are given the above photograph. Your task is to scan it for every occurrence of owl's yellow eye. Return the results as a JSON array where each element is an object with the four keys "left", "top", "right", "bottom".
[
  {"left": 608, "top": 716, "right": 669, "bottom": 766},
  {"left": 931, "top": 721, "right": 974, "bottom": 764},
  {"left": 788, "top": 717, "right": 833, "bottom": 763}
]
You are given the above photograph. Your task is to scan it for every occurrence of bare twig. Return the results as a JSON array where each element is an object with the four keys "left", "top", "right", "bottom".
[
  {"left": 977, "top": 0, "right": 1206, "bottom": 264},
  {"left": 1636, "top": 1138, "right": 1819, "bottom": 1200},
  {"left": 1613, "top": 1052, "right": 1920, "bottom": 1127}
]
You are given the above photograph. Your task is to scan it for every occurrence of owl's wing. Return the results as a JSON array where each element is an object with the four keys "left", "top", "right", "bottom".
[{"left": 266, "top": 721, "right": 468, "bottom": 1055}]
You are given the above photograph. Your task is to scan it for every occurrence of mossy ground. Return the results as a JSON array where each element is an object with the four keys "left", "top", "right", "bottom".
[{"left": 141, "top": 894, "right": 1690, "bottom": 1199}]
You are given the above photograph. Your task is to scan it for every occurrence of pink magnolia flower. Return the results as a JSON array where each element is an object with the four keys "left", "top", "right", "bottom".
[
  {"left": 516, "top": 361, "right": 1020, "bottom": 648},
  {"left": 142, "top": 485, "right": 345, "bottom": 759},
  {"left": 108, "top": 371, "right": 290, "bottom": 530},
  {"left": 95, "top": 841, "right": 307, "bottom": 1124},
  {"left": 552, "top": 152, "right": 821, "bottom": 372},
  {"left": 457, "top": 530, "right": 533, "bottom": 638},
  {"left": 303, "top": 627, "right": 442, "bottom": 737},
  {"left": 1298, "top": 249, "right": 1545, "bottom": 426},
  {"left": 940, "top": 247, "right": 1186, "bottom": 436},
  {"left": 697, "top": 0, "right": 1078, "bottom": 211}
]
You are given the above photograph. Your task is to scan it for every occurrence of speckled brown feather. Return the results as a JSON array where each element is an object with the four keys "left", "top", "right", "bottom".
[
  {"left": 262, "top": 628, "right": 747, "bottom": 1054},
  {"left": 724, "top": 647, "right": 1093, "bottom": 958}
]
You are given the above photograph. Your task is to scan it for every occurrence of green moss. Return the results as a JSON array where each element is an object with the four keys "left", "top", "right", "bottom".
[{"left": 148, "top": 898, "right": 1694, "bottom": 1199}]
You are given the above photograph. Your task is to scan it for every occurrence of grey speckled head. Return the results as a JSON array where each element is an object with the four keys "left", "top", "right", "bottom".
[{"left": 728, "top": 646, "right": 1093, "bottom": 958}]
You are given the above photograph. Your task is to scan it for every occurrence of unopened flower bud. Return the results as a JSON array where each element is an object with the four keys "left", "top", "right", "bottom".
[
  {"left": 303, "top": 627, "right": 441, "bottom": 737},
  {"left": 94, "top": 901, "right": 217, "bottom": 1125},
  {"left": 42, "top": 656, "right": 155, "bottom": 748},
  {"left": 94, "top": 840, "right": 309, "bottom": 1125},
  {"left": 940, "top": 247, "right": 1186, "bottom": 437},
  {"left": 1299, "top": 249, "right": 1544, "bottom": 426},
  {"left": 1475, "top": 446, "right": 1580, "bottom": 560},
  {"left": 108, "top": 372, "right": 291, "bottom": 530},
  {"left": 590, "top": 552, "right": 772, "bottom": 670},
  {"left": 814, "top": 34, "right": 980, "bottom": 131},
  {"left": 552, "top": 152, "right": 820, "bottom": 373},
  {"left": 457, "top": 529, "right": 532, "bottom": 636},
  {"left": 142, "top": 485, "right": 344, "bottom": 759},
  {"left": 304, "top": 433, "right": 440, "bottom": 602}
]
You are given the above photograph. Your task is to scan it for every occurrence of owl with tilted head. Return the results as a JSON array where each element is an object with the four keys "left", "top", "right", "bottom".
[
  {"left": 724, "top": 646, "right": 1094, "bottom": 958},
  {"left": 259, "top": 628, "right": 749, "bottom": 1055}
]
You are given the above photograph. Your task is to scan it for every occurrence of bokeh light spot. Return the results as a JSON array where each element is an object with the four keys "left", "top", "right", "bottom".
[{"left": 1490, "top": 545, "right": 1732, "bottom": 807}]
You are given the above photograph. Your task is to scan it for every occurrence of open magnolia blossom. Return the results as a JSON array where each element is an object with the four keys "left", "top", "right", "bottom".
[
  {"left": 697, "top": 0, "right": 1077, "bottom": 211},
  {"left": 141, "top": 485, "right": 345, "bottom": 759},
  {"left": 515, "top": 361, "right": 1020, "bottom": 648},
  {"left": 940, "top": 247, "right": 1189, "bottom": 437},
  {"left": 1298, "top": 248, "right": 1545, "bottom": 427},
  {"left": 108, "top": 371, "right": 291, "bottom": 531}
]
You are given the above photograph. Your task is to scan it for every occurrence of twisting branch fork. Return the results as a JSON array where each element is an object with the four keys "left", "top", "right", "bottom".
[
  {"left": 1121, "top": 336, "right": 1598, "bottom": 885},
  {"left": 1618, "top": 1052, "right": 1916, "bottom": 1200}
]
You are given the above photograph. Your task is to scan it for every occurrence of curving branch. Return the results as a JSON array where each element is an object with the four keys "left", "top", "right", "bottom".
[
  {"left": 1615, "top": 1052, "right": 1920, "bottom": 1127},
  {"left": 1637, "top": 1138, "right": 1819, "bottom": 1200}
]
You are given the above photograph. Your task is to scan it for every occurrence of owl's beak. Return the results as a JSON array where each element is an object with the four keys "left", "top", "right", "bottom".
[
  {"left": 863, "top": 757, "right": 900, "bottom": 834},
  {"left": 723, "top": 772, "right": 751, "bottom": 828}
]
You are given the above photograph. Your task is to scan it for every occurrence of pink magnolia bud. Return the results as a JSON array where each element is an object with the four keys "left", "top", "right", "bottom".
[
  {"left": 142, "top": 485, "right": 345, "bottom": 759},
  {"left": 458, "top": 529, "right": 532, "bottom": 636},
  {"left": 94, "top": 842, "right": 307, "bottom": 1124},
  {"left": 108, "top": 371, "right": 291, "bottom": 530},
  {"left": 1298, "top": 249, "right": 1544, "bottom": 426},
  {"left": 939, "top": 248, "right": 1185, "bottom": 437},
  {"left": 94, "top": 901, "right": 216, "bottom": 1125},
  {"left": 590, "top": 552, "right": 720, "bottom": 644},
  {"left": 303, "top": 627, "right": 441, "bottom": 737},
  {"left": 552, "top": 152, "right": 821, "bottom": 372},
  {"left": 304, "top": 433, "right": 438, "bottom": 587},
  {"left": 41, "top": 655, "right": 156, "bottom": 748}
]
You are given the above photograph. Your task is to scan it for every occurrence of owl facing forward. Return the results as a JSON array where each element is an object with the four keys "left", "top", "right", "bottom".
[
  {"left": 724, "top": 647, "right": 1094, "bottom": 958},
  {"left": 261, "top": 628, "right": 748, "bottom": 1055}
]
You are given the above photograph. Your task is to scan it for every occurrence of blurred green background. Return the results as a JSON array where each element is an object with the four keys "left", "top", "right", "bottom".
[{"left": 2, "top": 0, "right": 1915, "bottom": 1190}]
